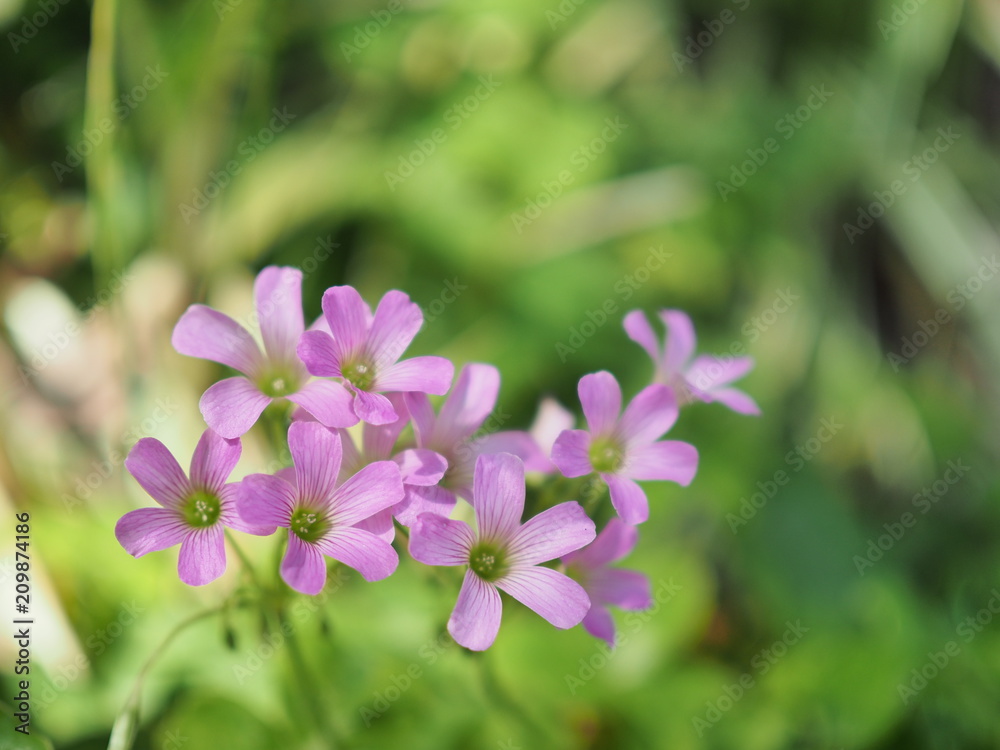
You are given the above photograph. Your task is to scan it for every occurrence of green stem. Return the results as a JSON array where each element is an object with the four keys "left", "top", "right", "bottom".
[
  {"left": 278, "top": 604, "right": 341, "bottom": 745},
  {"left": 225, "top": 529, "right": 262, "bottom": 590}
]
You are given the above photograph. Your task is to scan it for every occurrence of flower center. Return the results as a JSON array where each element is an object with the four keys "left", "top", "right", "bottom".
[
  {"left": 256, "top": 366, "right": 300, "bottom": 398},
  {"left": 289, "top": 506, "right": 329, "bottom": 543},
  {"left": 342, "top": 360, "right": 375, "bottom": 391},
  {"left": 182, "top": 489, "right": 222, "bottom": 528},
  {"left": 588, "top": 437, "right": 624, "bottom": 473},
  {"left": 469, "top": 542, "right": 508, "bottom": 583}
]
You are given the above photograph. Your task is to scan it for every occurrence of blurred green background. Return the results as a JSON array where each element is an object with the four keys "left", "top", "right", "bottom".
[{"left": 2, "top": 0, "right": 1000, "bottom": 747}]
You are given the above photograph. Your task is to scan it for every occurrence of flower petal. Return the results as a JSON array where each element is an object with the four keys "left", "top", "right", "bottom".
[
  {"left": 353, "top": 508, "right": 395, "bottom": 544},
  {"left": 125, "top": 438, "right": 190, "bottom": 509},
  {"left": 409, "top": 513, "right": 474, "bottom": 566},
  {"left": 449, "top": 571, "right": 502, "bottom": 651},
  {"left": 659, "top": 309, "right": 696, "bottom": 373},
  {"left": 297, "top": 330, "right": 343, "bottom": 377},
  {"left": 618, "top": 384, "right": 678, "bottom": 447},
  {"left": 702, "top": 386, "right": 761, "bottom": 416},
  {"left": 625, "top": 440, "right": 698, "bottom": 485},
  {"left": 507, "top": 502, "right": 595, "bottom": 566},
  {"left": 115, "top": 507, "right": 187, "bottom": 557},
  {"left": 496, "top": 566, "right": 590, "bottom": 629},
  {"left": 321, "top": 286, "right": 371, "bottom": 362},
  {"left": 236, "top": 474, "right": 296, "bottom": 529},
  {"left": 476, "top": 431, "right": 550, "bottom": 473},
  {"left": 255, "top": 266, "right": 304, "bottom": 363},
  {"left": 685, "top": 354, "right": 754, "bottom": 391},
  {"left": 288, "top": 421, "right": 342, "bottom": 504},
  {"left": 590, "top": 568, "right": 652, "bottom": 610},
  {"left": 432, "top": 363, "right": 499, "bottom": 446},
  {"left": 402, "top": 393, "right": 436, "bottom": 446},
  {"left": 582, "top": 604, "right": 617, "bottom": 647},
  {"left": 529, "top": 397, "right": 575, "bottom": 456},
  {"left": 394, "top": 485, "right": 457, "bottom": 527},
  {"left": 603, "top": 474, "right": 649, "bottom": 525},
  {"left": 375, "top": 356, "right": 454, "bottom": 397},
  {"left": 353, "top": 390, "right": 399, "bottom": 425},
  {"left": 189, "top": 429, "right": 241, "bottom": 492},
  {"left": 287, "top": 379, "right": 359, "bottom": 428},
  {"left": 316, "top": 527, "right": 398, "bottom": 581},
  {"left": 551, "top": 430, "right": 593, "bottom": 478},
  {"left": 394, "top": 448, "right": 447, "bottom": 486},
  {"left": 328, "top": 460, "right": 403, "bottom": 527},
  {"left": 178, "top": 526, "right": 227, "bottom": 586},
  {"left": 623, "top": 310, "right": 661, "bottom": 366},
  {"left": 219, "top": 484, "right": 275, "bottom": 535},
  {"left": 199, "top": 377, "right": 272, "bottom": 439},
  {"left": 337, "top": 429, "right": 364, "bottom": 478},
  {"left": 171, "top": 304, "right": 263, "bottom": 376},
  {"left": 281, "top": 534, "right": 328, "bottom": 595},
  {"left": 361, "top": 393, "right": 409, "bottom": 458},
  {"left": 473, "top": 453, "right": 525, "bottom": 543},
  {"left": 367, "top": 290, "right": 424, "bottom": 369},
  {"left": 578, "top": 371, "right": 622, "bottom": 437},
  {"left": 564, "top": 517, "right": 637, "bottom": 569}
]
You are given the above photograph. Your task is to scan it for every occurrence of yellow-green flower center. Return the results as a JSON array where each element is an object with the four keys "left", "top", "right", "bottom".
[
  {"left": 588, "top": 437, "right": 624, "bottom": 473},
  {"left": 342, "top": 360, "right": 375, "bottom": 391},
  {"left": 469, "top": 542, "right": 508, "bottom": 582},
  {"left": 256, "top": 366, "right": 300, "bottom": 398},
  {"left": 289, "top": 506, "right": 329, "bottom": 543},
  {"left": 182, "top": 489, "right": 222, "bottom": 528}
]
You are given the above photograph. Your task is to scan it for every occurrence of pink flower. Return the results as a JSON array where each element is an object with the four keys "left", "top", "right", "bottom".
[
  {"left": 623, "top": 309, "right": 760, "bottom": 415},
  {"left": 297, "top": 286, "right": 454, "bottom": 425},
  {"left": 236, "top": 421, "right": 403, "bottom": 595},
  {"left": 562, "top": 519, "right": 651, "bottom": 646},
  {"left": 116, "top": 430, "right": 272, "bottom": 586},
  {"left": 409, "top": 453, "right": 595, "bottom": 651},
  {"left": 551, "top": 371, "right": 698, "bottom": 525},
  {"left": 172, "top": 266, "right": 358, "bottom": 438}
]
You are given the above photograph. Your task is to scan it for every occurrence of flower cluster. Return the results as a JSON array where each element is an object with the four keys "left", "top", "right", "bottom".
[{"left": 116, "top": 267, "right": 757, "bottom": 651}]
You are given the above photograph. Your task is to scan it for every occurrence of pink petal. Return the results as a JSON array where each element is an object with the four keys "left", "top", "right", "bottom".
[
  {"left": 432, "top": 363, "right": 499, "bottom": 446},
  {"left": 189, "top": 429, "right": 241, "bottom": 491},
  {"left": 582, "top": 605, "right": 617, "bottom": 647},
  {"left": 590, "top": 568, "right": 652, "bottom": 610},
  {"left": 473, "top": 453, "right": 525, "bottom": 543},
  {"left": 496, "top": 566, "right": 590, "bottom": 629},
  {"left": 507, "top": 502, "right": 595, "bottom": 566},
  {"left": 337, "top": 429, "right": 364, "bottom": 478},
  {"left": 353, "top": 390, "right": 399, "bottom": 425},
  {"left": 685, "top": 354, "right": 754, "bottom": 391},
  {"left": 402, "top": 392, "right": 436, "bottom": 446},
  {"left": 578, "top": 371, "right": 622, "bottom": 437},
  {"left": 409, "top": 513, "right": 474, "bottom": 566},
  {"left": 659, "top": 309, "right": 696, "bottom": 373},
  {"left": 394, "top": 449, "right": 447, "bottom": 486},
  {"left": 361, "top": 393, "right": 409, "bottom": 458},
  {"left": 281, "top": 534, "right": 328, "bottom": 595},
  {"left": 219, "top": 484, "right": 275, "bottom": 535},
  {"left": 254, "top": 266, "right": 304, "bottom": 363},
  {"left": 625, "top": 441, "right": 698, "bottom": 485},
  {"left": 316, "top": 526, "right": 398, "bottom": 581},
  {"left": 328, "top": 460, "right": 403, "bottom": 527},
  {"left": 288, "top": 421, "right": 342, "bottom": 504},
  {"left": 449, "top": 570, "right": 502, "bottom": 651},
  {"left": 529, "top": 397, "right": 575, "bottom": 456},
  {"left": 297, "top": 330, "right": 343, "bottom": 377},
  {"left": 125, "top": 438, "right": 190, "bottom": 509},
  {"left": 367, "top": 290, "right": 424, "bottom": 369},
  {"left": 564, "top": 517, "right": 637, "bottom": 569},
  {"left": 376, "top": 356, "right": 454, "bottom": 397},
  {"left": 287, "top": 379, "right": 359, "bottom": 428},
  {"left": 618, "top": 384, "right": 678, "bottom": 447},
  {"left": 171, "top": 304, "right": 264, "bottom": 376},
  {"left": 354, "top": 508, "right": 395, "bottom": 544},
  {"left": 236, "top": 474, "right": 296, "bottom": 529},
  {"left": 702, "top": 386, "right": 761, "bottom": 416},
  {"left": 604, "top": 474, "right": 649, "bottom": 525},
  {"left": 393, "top": 485, "right": 457, "bottom": 527},
  {"left": 551, "top": 430, "right": 593, "bottom": 478},
  {"left": 623, "top": 310, "right": 661, "bottom": 366},
  {"left": 115, "top": 507, "right": 187, "bottom": 556},
  {"left": 320, "top": 286, "right": 371, "bottom": 362},
  {"left": 178, "top": 526, "right": 226, "bottom": 586},
  {"left": 199, "top": 377, "right": 272, "bottom": 439},
  {"left": 476, "top": 431, "right": 550, "bottom": 473}
]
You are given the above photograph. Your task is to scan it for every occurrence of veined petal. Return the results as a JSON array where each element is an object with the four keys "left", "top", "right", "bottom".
[
  {"left": 394, "top": 448, "right": 447, "bottom": 486},
  {"left": 625, "top": 441, "right": 698, "bottom": 485},
  {"left": 281, "top": 534, "right": 327, "bottom": 595},
  {"left": 659, "top": 309, "right": 696, "bottom": 374},
  {"left": 432, "top": 363, "right": 499, "bottom": 446},
  {"left": 590, "top": 568, "right": 652, "bottom": 610},
  {"left": 320, "top": 286, "right": 370, "bottom": 362},
  {"left": 507, "top": 502, "right": 595, "bottom": 566},
  {"left": 361, "top": 393, "right": 409, "bottom": 459},
  {"left": 476, "top": 431, "right": 550, "bottom": 473},
  {"left": 564, "top": 517, "right": 637, "bottom": 569},
  {"left": 337, "top": 429, "right": 364, "bottom": 479},
  {"left": 199, "top": 377, "right": 272, "bottom": 439},
  {"left": 496, "top": 566, "right": 590, "bottom": 629},
  {"left": 701, "top": 386, "right": 761, "bottom": 416},
  {"left": 219, "top": 484, "right": 275, "bottom": 535},
  {"left": 578, "top": 371, "right": 622, "bottom": 437},
  {"left": 354, "top": 508, "right": 395, "bottom": 544},
  {"left": 618, "top": 384, "right": 678, "bottom": 447},
  {"left": 375, "top": 356, "right": 454, "bottom": 397},
  {"left": 328, "top": 460, "right": 403, "bottom": 527},
  {"left": 551, "top": 430, "right": 593, "bottom": 478},
  {"left": 287, "top": 379, "right": 359, "bottom": 428},
  {"left": 125, "top": 438, "right": 190, "bottom": 509},
  {"left": 409, "top": 513, "right": 474, "bottom": 566},
  {"left": 236, "top": 473, "right": 296, "bottom": 529},
  {"left": 172, "top": 304, "right": 263, "bottom": 376},
  {"left": 367, "top": 290, "right": 424, "bottom": 369},
  {"left": 394, "top": 485, "right": 457, "bottom": 527},
  {"left": 353, "top": 390, "right": 399, "bottom": 425},
  {"left": 316, "top": 527, "right": 398, "bottom": 581},
  {"left": 604, "top": 474, "right": 649, "bottom": 525},
  {"left": 178, "top": 526, "right": 226, "bottom": 586},
  {"left": 582, "top": 605, "right": 617, "bottom": 647},
  {"left": 473, "top": 453, "right": 525, "bottom": 544},
  {"left": 297, "top": 330, "right": 343, "bottom": 377},
  {"left": 255, "top": 266, "right": 304, "bottom": 363},
  {"left": 189, "top": 429, "right": 241, "bottom": 492},
  {"left": 288, "top": 421, "right": 342, "bottom": 504},
  {"left": 449, "top": 570, "right": 502, "bottom": 651},
  {"left": 623, "top": 310, "right": 661, "bottom": 366},
  {"left": 403, "top": 392, "right": 436, "bottom": 447},
  {"left": 115, "top": 507, "right": 187, "bottom": 556}
]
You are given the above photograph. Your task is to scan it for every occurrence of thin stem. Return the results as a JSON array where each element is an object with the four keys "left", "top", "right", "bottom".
[
  {"left": 473, "top": 651, "right": 554, "bottom": 741},
  {"left": 278, "top": 604, "right": 341, "bottom": 745},
  {"left": 225, "top": 529, "right": 263, "bottom": 590}
]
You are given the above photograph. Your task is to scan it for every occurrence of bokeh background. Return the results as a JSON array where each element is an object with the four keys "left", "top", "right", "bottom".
[{"left": 2, "top": 0, "right": 1000, "bottom": 747}]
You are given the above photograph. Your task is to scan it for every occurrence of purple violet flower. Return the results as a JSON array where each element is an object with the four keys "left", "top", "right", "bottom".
[
  {"left": 116, "top": 430, "right": 271, "bottom": 586},
  {"left": 236, "top": 421, "right": 403, "bottom": 595},
  {"left": 624, "top": 309, "right": 760, "bottom": 415},
  {"left": 409, "top": 453, "right": 595, "bottom": 651},
  {"left": 297, "top": 286, "right": 454, "bottom": 426},
  {"left": 562, "top": 518, "right": 652, "bottom": 646},
  {"left": 551, "top": 371, "right": 698, "bottom": 525},
  {"left": 171, "top": 266, "right": 358, "bottom": 439}
]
